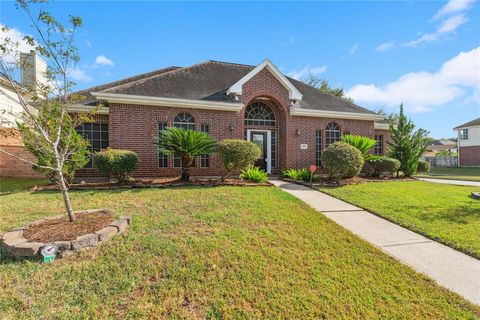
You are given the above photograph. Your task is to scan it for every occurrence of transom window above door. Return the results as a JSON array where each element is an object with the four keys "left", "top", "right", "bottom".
[
  {"left": 245, "top": 102, "right": 276, "bottom": 126},
  {"left": 173, "top": 112, "right": 195, "bottom": 130}
]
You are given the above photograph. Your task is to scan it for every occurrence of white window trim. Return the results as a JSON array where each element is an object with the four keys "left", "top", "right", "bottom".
[{"left": 246, "top": 129, "right": 272, "bottom": 174}]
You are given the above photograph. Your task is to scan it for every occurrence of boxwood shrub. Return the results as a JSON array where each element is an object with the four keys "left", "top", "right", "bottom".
[
  {"left": 93, "top": 148, "right": 139, "bottom": 183},
  {"left": 364, "top": 156, "right": 401, "bottom": 177},
  {"left": 417, "top": 160, "right": 431, "bottom": 173},
  {"left": 217, "top": 139, "right": 261, "bottom": 180},
  {"left": 321, "top": 142, "right": 364, "bottom": 180}
]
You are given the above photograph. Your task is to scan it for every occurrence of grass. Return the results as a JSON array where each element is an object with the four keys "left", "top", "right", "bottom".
[
  {"left": 0, "top": 181, "right": 479, "bottom": 318},
  {"left": 0, "top": 177, "right": 49, "bottom": 193},
  {"left": 416, "top": 166, "right": 480, "bottom": 182},
  {"left": 322, "top": 181, "right": 480, "bottom": 259}
]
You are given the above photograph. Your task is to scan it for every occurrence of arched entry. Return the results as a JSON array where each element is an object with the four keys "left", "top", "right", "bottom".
[{"left": 244, "top": 101, "right": 277, "bottom": 173}]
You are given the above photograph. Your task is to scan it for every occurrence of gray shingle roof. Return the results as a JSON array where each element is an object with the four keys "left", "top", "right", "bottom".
[
  {"left": 82, "top": 60, "right": 377, "bottom": 115},
  {"left": 454, "top": 117, "right": 480, "bottom": 129},
  {"left": 76, "top": 66, "right": 180, "bottom": 105}
]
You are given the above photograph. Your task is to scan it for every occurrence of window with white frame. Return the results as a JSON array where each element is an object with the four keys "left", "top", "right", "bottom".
[
  {"left": 374, "top": 134, "right": 383, "bottom": 155},
  {"left": 325, "top": 122, "right": 341, "bottom": 147},
  {"left": 460, "top": 129, "right": 469, "bottom": 140}
]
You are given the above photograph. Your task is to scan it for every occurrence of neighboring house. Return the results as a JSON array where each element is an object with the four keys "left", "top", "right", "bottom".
[
  {"left": 0, "top": 51, "right": 45, "bottom": 178},
  {"left": 422, "top": 139, "right": 458, "bottom": 167},
  {"left": 454, "top": 118, "right": 480, "bottom": 167},
  {"left": 71, "top": 59, "right": 388, "bottom": 177}
]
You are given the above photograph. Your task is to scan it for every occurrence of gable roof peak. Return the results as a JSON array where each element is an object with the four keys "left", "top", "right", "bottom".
[{"left": 226, "top": 59, "right": 303, "bottom": 101}]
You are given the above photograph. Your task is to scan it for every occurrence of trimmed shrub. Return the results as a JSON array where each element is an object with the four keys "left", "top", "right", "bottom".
[
  {"left": 93, "top": 148, "right": 139, "bottom": 183},
  {"left": 240, "top": 166, "right": 268, "bottom": 183},
  {"left": 364, "top": 156, "right": 401, "bottom": 177},
  {"left": 217, "top": 139, "right": 261, "bottom": 180},
  {"left": 321, "top": 142, "right": 364, "bottom": 180},
  {"left": 282, "top": 168, "right": 311, "bottom": 182},
  {"left": 417, "top": 160, "right": 431, "bottom": 173}
]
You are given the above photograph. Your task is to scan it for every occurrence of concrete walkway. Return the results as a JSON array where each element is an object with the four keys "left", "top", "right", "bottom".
[
  {"left": 417, "top": 177, "right": 480, "bottom": 187},
  {"left": 271, "top": 180, "right": 480, "bottom": 305}
]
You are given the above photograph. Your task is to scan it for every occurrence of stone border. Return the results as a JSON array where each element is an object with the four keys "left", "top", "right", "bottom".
[
  {"left": 0, "top": 209, "right": 131, "bottom": 259},
  {"left": 471, "top": 192, "right": 480, "bottom": 200}
]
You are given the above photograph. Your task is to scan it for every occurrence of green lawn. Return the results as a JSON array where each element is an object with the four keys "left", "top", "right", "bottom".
[
  {"left": 0, "top": 182, "right": 479, "bottom": 318},
  {"left": 322, "top": 181, "right": 480, "bottom": 259},
  {"left": 0, "top": 177, "right": 49, "bottom": 193},
  {"left": 416, "top": 166, "right": 480, "bottom": 182}
]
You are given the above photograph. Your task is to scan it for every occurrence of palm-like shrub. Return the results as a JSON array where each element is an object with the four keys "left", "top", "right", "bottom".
[
  {"left": 156, "top": 127, "right": 216, "bottom": 181},
  {"left": 341, "top": 134, "right": 379, "bottom": 161},
  {"left": 321, "top": 142, "right": 364, "bottom": 181},
  {"left": 240, "top": 166, "right": 268, "bottom": 182}
]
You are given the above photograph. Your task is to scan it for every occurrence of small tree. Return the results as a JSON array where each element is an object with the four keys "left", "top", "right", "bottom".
[
  {"left": 156, "top": 127, "right": 216, "bottom": 181},
  {"left": 304, "top": 75, "right": 354, "bottom": 103},
  {"left": 217, "top": 139, "right": 261, "bottom": 181},
  {"left": 388, "top": 104, "right": 430, "bottom": 177},
  {"left": 0, "top": 0, "right": 91, "bottom": 222}
]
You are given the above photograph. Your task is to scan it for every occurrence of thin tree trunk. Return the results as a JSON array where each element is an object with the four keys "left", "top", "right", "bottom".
[
  {"left": 181, "top": 156, "right": 192, "bottom": 181},
  {"left": 58, "top": 169, "right": 75, "bottom": 222}
]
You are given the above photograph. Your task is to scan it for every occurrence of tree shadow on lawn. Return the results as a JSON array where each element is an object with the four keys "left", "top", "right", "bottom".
[{"left": 416, "top": 203, "right": 480, "bottom": 225}]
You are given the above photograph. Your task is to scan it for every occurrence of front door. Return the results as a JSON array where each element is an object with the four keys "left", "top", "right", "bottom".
[{"left": 250, "top": 131, "right": 268, "bottom": 171}]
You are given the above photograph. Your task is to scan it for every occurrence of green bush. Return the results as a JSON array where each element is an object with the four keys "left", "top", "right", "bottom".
[
  {"left": 282, "top": 168, "right": 312, "bottom": 182},
  {"left": 321, "top": 142, "right": 364, "bottom": 180},
  {"left": 217, "top": 139, "right": 261, "bottom": 180},
  {"left": 417, "top": 160, "right": 431, "bottom": 173},
  {"left": 240, "top": 166, "right": 268, "bottom": 183},
  {"left": 364, "top": 156, "right": 401, "bottom": 177},
  {"left": 341, "top": 134, "right": 379, "bottom": 161},
  {"left": 93, "top": 148, "right": 139, "bottom": 183}
]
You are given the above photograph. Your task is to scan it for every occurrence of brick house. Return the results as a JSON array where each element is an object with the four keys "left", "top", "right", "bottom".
[
  {"left": 71, "top": 59, "right": 389, "bottom": 177},
  {"left": 454, "top": 117, "right": 480, "bottom": 167}
]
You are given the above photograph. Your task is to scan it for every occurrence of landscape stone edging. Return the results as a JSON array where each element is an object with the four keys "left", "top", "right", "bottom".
[{"left": 0, "top": 209, "right": 132, "bottom": 259}]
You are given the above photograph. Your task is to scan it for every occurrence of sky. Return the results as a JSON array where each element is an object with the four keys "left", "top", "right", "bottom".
[{"left": 1, "top": 0, "right": 479, "bottom": 138}]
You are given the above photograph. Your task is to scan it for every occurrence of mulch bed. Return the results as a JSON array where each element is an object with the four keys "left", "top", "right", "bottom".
[
  {"left": 22, "top": 210, "right": 114, "bottom": 242},
  {"left": 32, "top": 177, "right": 271, "bottom": 191},
  {"left": 283, "top": 175, "right": 416, "bottom": 188}
]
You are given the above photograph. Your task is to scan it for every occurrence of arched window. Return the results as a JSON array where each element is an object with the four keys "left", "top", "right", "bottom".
[
  {"left": 245, "top": 102, "right": 276, "bottom": 126},
  {"left": 326, "top": 122, "right": 341, "bottom": 146},
  {"left": 173, "top": 113, "right": 195, "bottom": 130}
]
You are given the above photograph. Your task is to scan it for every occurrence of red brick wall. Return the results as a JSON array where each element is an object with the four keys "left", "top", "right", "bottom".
[
  {"left": 107, "top": 104, "right": 242, "bottom": 177},
  {"left": 459, "top": 146, "right": 480, "bottom": 166},
  {"left": 0, "top": 129, "right": 43, "bottom": 178}
]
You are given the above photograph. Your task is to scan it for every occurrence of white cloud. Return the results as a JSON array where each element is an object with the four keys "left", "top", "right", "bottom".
[
  {"left": 67, "top": 67, "right": 92, "bottom": 82},
  {"left": 376, "top": 41, "right": 395, "bottom": 52},
  {"left": 346, "top": 47, "right": 480, "bottom": 113},
  {"left": 437, "top": 14, "right": 468, "bottom": 33},
  {"left": 0, "top": 24, "right": 35, "bottom": 63},
  {"left": 286, "top": 65, "right": 327, "bottom": 80},
  {"left": 406, "top": 13, "right": 468, "bottom": 47},
  {"left": 94, "top": 54, "right": 114, "bottom": 66},
  {"left": 349, "top": 43, "right": 360, "bottom": 55},
  {"left": 433, "top": 0, "right": 475, "bottom": 20},
  {"left": 405, "top": 0, "right": 474, "bottom": 47}
]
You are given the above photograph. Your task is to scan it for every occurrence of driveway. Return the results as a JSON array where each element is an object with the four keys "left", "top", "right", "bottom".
[{"left": 417, "top": 178, "right": 480, "bottom": 187}]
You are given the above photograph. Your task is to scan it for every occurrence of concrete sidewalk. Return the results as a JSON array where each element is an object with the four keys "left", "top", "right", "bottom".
[
  {"left": 417, "top": 177, "right": 480, "bottom": 187},
  {"left": 271, "top": 180, "right": 480, "bottom": 305}
]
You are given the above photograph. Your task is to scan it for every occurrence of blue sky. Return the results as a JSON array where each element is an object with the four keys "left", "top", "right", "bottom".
[{"left": 2, "top": 0, "right": 479, "bottom": 138}]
